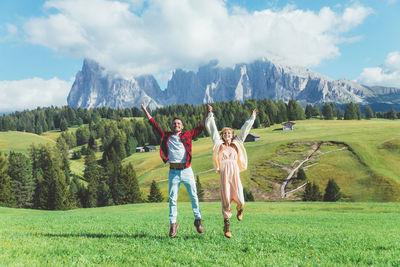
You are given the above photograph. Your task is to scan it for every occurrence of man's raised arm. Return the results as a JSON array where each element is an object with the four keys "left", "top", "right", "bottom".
[
  {"left": 142, "top": 103, "right": 164, "bottom": 136},
  {"left": 141, "top": 103, "right": 152, "bottom": 120},
  {"left": 191, "top": 104, "right": 210, "bottom": 139}
]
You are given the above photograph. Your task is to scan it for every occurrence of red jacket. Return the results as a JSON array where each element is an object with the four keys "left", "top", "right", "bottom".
[{"left": 148, "top": 118, "right": 204, "bottom": 168}]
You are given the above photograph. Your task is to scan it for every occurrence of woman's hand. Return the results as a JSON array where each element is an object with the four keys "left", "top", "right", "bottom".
[{"left": 207, "top": 104, "right": 213, "bottom": 114}]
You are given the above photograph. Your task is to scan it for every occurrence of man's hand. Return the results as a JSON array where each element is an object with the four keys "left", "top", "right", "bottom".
[
  {"left": 252, "top": 109, "right": 259, "bottom": 116},
  {"left": 141, "top": 103, "right": 147, "bottom": 112},
  {"left": 141, "top": 103, "right": 152, "bottom": 120},
  {"left": 201, "top": 104, "right": 212, "bottom": 127}
]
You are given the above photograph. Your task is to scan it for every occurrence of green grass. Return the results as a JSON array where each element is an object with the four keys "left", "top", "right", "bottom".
[
  {"left": 40, "top": 126, "right": 80, "bottom": 142},
  {"left": 0, "top": 131, "right": 55, "bottom": 154},
  {"left": 122, "top": 119, "right": 400, "bottom": 202},
  {"left": 2, "top": 119, "right": 400, "bottom": 202},
  {"left": 1, "top": 202, "right": 399, "bottom": 266}
]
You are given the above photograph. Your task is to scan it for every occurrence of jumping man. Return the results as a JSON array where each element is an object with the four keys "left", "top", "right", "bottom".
[{"left": 141, "top": 103, "right": 209, "bottom": 237}]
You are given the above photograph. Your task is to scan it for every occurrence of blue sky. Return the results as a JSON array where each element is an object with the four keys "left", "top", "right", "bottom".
[{"left": 0, "top": 0, "right": 399, "bottom": 112}]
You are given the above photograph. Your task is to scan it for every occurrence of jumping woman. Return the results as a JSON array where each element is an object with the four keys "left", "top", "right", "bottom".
[{"left": 205, "top": 105, "right": 258, "bottom": 238}]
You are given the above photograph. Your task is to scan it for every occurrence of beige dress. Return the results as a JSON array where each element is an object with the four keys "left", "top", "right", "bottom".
[
  {"left": 219, "top": 144, "right": 245, "bottom": 219},
  {"left": 205, "top": 112, "right": 256, "bottom": 219}
]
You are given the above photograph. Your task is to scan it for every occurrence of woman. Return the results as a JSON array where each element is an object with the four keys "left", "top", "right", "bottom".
[{"left": 205, "top": 105, "right": 258, "bottom": 238}]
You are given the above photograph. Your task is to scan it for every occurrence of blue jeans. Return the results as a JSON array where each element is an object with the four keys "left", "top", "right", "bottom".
[{"left": 168, "top": 167, "right": 201, "bottom": 223}]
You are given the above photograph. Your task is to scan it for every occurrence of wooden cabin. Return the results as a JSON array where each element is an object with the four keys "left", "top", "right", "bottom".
[
  {"left": 282, "top": 122, "right": 296, "bottom": 131},
  {"left": 244, "top": 133, "right": 260, "bottom": 142}
]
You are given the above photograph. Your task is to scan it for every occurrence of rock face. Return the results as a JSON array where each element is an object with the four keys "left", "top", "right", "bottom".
[
  {"left": 67, "top": 59, "right": 162, "bottom": 110},
  {"left": 67, "top": 58, "right": 400, "bottom": 109}
]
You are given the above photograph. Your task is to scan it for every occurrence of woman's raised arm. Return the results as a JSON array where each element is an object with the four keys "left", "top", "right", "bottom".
[
  {"left": 236, "top": 109, "right": 258, "bottom": 143},
  {"left": 205, "top": 105, "right": 221, "bottom": 146}
]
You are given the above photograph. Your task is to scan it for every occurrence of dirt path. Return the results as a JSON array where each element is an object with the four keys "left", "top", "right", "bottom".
[
  {"left": 280, "top": 142, "right": 348, "bottom": 198},
  {"left": 280, "top": 142, "right": 322, "bottom": 198},
  {"left": 200, "top": 141, "right": 349, "bottom": 201}
]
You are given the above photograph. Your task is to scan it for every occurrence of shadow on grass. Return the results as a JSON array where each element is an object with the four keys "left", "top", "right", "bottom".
[{"left": 33, "top": 232, "right": 205, "bottom": 240}]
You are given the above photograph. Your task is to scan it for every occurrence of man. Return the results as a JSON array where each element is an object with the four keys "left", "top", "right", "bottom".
[{"left": 141, "top": 103, "right": 208, "bottom": 237}]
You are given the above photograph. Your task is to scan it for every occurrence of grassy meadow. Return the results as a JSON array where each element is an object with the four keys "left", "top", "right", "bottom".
[
  {"left": 1, "top": 202, "right": 399, "bottom": 266},
  {"left": 1, "top": 118, "right": 400, "bottom": 201},
  {"left": 0, "top": 131, "right": 55, "bottom": 154},
  {"left": 2, "top": 119, "right": 400, "bottom": 266},
  {"left": 122, "top": 119, "right": 400, "bottom": 202}
]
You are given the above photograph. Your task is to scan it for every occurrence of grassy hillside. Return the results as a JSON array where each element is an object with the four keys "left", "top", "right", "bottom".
[
  {"left": 2, "top": 119, "right": 400, "bottom": 202},
  {"left": 0, "top": 131, "right": 55, "bottom": 154},
  {"left": 0, "top": 202, "right": 399, "bottom": 266},
  {"left": 123, "top": 119, "right": 400, "bottom": 202},
  {"left": 40, "top": 126, "right": 80, "bottom": 142}
]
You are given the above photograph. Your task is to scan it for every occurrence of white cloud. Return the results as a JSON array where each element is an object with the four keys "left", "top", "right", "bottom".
[
  {"left": 22, "top": 0, "right": 373, "bottom": 81},
  {"left": 0, "top": 77, "right": 72, "bottom": 112},
  {"left": 357, "top": 51, "right": 400, "bottom": 88},
  {"left": 0, "top": 23, "right": 18, "bottom": 42}
]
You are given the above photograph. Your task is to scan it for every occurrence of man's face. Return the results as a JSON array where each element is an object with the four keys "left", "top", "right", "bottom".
[{"left": 171, "top": 119, "right": 184, "bottom": 134}]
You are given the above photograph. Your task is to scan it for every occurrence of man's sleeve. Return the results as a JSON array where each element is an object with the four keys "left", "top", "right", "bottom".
[
  {"left": 191, "top": 124, "right": 205, "bottom": 139},
  {"left": 148, "top": 117, "right": 165, "bottom": 136}
]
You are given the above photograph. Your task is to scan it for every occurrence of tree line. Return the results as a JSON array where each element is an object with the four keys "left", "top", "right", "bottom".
[
  {"left": 0, "top": 142, "right": 165, "bottom": 209},
  {"left": 295, "top": 168, "right": 342, "bottom": 202},
  {"left": 1, "top": 99, "right": 398, "bottom": 210},
  {"left": 2, "top": 100, "right": 398, "bottom": 135}
]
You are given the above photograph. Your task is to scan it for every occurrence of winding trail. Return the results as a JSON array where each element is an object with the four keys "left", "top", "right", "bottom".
[
  {"left": 280, "top": 142, "right": 322, "bottom": 198},
  {"left": 280, "top": 142, "right": 348, "bottom": 198}
]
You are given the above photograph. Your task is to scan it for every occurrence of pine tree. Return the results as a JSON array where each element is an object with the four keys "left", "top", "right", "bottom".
[
  {"left": 296, "top": 168, "right": 307, "bottom": 180},
  {"left": 243, "top": 188, "right": 255, "bottom": 201},
  {"left": 355, "top": 104, "right": 362, "bottom": 120},
  {"left": 344, "top": 102, "right": 359, "bottom": 120},
  {"left": 97, "top": 180, "right": 113, "bottom": 207},
  {"left": 84, "top": 149, "right": 100, "bottom": 207},
  {"left": 68, "top": 177, "right": 80, "bottom": 209},
  {"left": 53, "top": 165, "right": 69, "bottom": 210},
  {"left": 323, "top": 179, "right": 342, "bottom": 202},
  {"left": 30, "top": 145, "right": 68, "bottom": 210},
  {"left": 76, "top": 125, "right": 90, "bottom": 146},
  {"left": 125, "top": 136, "right": 138, "bottom": 156},
  {"left": 59, "top": 118, "right": 68, "bottom": 131},
  {"left": 8, "top": 152, "right": 35, "bottom": 208},
  {"left": 312, "top": 105, "right": 321, "bottom": 118},
  {"left": 388, "top": 109, "right": 397, "bottom": 120},
  {"left": 277, "top": 100, "right": 288, "bottom": 123},
  {"left": 322, "top": 104, "right": 334, "bottom": 120},
  {"left": 0, "top": 153, "right": 14, "bottom": 207},
  {"left": 305, "top": 104, "right": 313, "bottom": 119},
  {"left": 302, "top": 182, "right": 313, "bottom": 201},
  {"left": 88, "top": 135, "right": 97, "bottom": 151},
  {"left": 120, "top": 163, "right": 142, "bottom": 204},
  {"left": 311, "top": 182, "right": 322, "bottom": 201},
  {"left": 282, "top": 99, "right": 304, "bottom": 121},
  {"left": 148, "top": 180, "right": 163, "bottom": 202},
  {"left": 56, "top": 137, "right": 71, "bottom": 181},
  {"left": 365, "top": 106, "right": 373, "bottom": 120},
  {"left": 196, "top": 175, "right": 204, "bottom": 202},
  {"left": 336, "top": 107, "right": 343, "bottom": 120},
  {"left": 102, "top": 147, "right": 124, "bottom": 205},
  {"left": 30, "top": 145, "right": 46, "bottom": 209},
  {"left": 303, "top": 182, "right": 322, "bottom": 201}
]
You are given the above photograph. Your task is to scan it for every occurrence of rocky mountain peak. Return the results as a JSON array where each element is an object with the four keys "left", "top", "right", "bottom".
[{"left": 67, "top": 58, "right": 400, "bottom": 110}]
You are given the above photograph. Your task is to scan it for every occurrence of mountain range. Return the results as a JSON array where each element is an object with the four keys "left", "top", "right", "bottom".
[{"left": 67, "top": 59, "right": 400, "bottom": 111}]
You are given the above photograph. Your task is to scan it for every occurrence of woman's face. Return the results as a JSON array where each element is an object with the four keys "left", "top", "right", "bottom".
[{"left": 222, "top": 130, "right": 233, "bottom": 143}]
